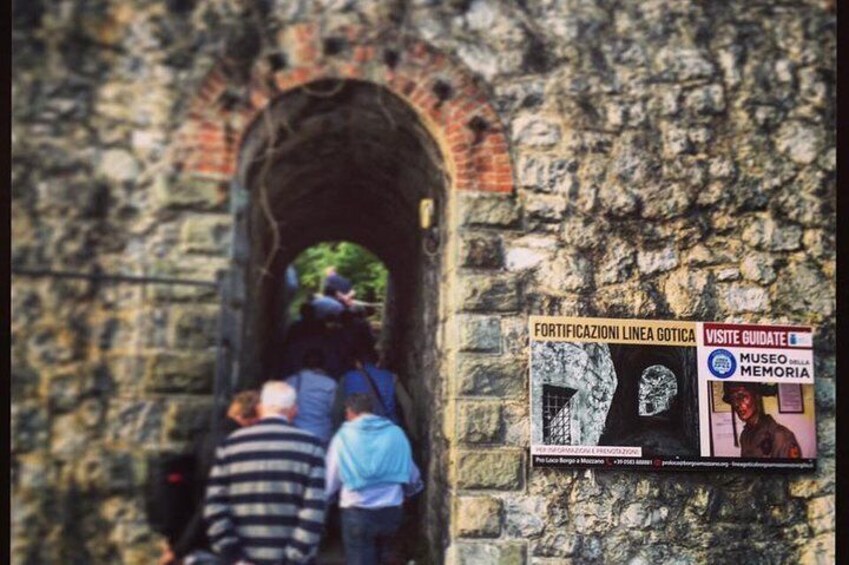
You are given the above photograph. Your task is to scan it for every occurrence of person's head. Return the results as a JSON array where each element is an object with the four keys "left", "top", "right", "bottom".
[
  {"left": 324, "top": 274, "right": 356, "bottom": 307},
  {"left": 227, "top": 390, "right": 260, "bottom": 427},
  {"left": 259, "top": 381, "right": 298, "bottom": 421},
  {"left": 344, "top": 393, "right": 374, "bottom": 421},
  {"left": 722, "top": 382, "right": 771, "bottom": 423},
  {"left": 302, "top": 347, "right": 325, "bottom": 371}
]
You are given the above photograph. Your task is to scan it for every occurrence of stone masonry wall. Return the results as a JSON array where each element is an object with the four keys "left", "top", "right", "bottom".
[
  {"left": 12, "top": 1, "right": 835, "bottom": 564},
  {"left": 447, "top": 1, "right": 835, "bottom": 562}
]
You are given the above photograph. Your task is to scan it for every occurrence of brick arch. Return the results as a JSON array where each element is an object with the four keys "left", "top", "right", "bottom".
[{"left": 173, "top": 22, "right": 513, "bottom": 193}]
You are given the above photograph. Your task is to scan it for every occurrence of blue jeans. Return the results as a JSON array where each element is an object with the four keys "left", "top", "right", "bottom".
[{"left": 341, "top": 506, "right": 404, "bottom": 565}]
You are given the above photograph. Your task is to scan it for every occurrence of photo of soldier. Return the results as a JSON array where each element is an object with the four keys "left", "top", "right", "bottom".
[{"left": 721, "top": 382, "right": 802, "bottom": 459}]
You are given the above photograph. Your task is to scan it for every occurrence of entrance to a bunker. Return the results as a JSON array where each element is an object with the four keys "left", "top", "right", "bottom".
[{"left": 224, "top": 79, "right": 448, "bottom": 562}]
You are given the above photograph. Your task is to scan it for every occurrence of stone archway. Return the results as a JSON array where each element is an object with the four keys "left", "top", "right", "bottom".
[
  {"left": 172, "top": 25, "right": 517, "bottom": 562},
  {"left": 237, "top": 78, "right": 447, "bottom": 561}
]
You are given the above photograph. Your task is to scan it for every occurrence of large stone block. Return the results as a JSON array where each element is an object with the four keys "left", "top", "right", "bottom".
[
  {"left": 10, "top": 354, "right": 40, "bottom": 400},
  {"left": 789, "top": 455, "right": 833, "bottom": 499},
  {"left": 460, "top": 234, "right": 504, "bottom": 269},
  {"left": 458, "top": 315, "right": 502, "bottom": 353},
  {"left": 639, "top": 182, "right": 693, "bottom": 220},
  {"left": 43, "top": 369, "right": 84, "bottom": 413},
  {"left": 797, "top": 534, "right": 835, "bottom": 565},
  {"left": 453, "top": 541, "right": 527, "bottom": 564},
  {"left": 502, "top": 401, "right": 530, "bottom": 447},
  {"left": 179, "top": 214, "right": 232, "bottom": 255},
  {"left": 460, "top": 195, "right": 521, "bottom": 228},
  {"left": 458, "top": 402, "right": 503, "bottom": 444},
  {"left": 163, "top": 399, "right": 215, "bottom": 442},
  {"left": 500, "top": 316, "right": 529, "bottom": 357},
  {"left": 531, "top": 532, "right": 580, "bottom": 559},
  {"left": 774, "top": 120, "right": 824, "bottom": 165},
  {"left": 50, "top": 412, "right": 95, "bottom": 459},
  {"left": 97, "top": 149, "right": 140, "bottom": 183},
  {"left": 772, "top": 259, "right": 834, "bottom": 318},
  {"left": 457, "top": 356, "right": 526, "bottom": 398},
  {"left": 170, "top": 305, "right": 220, "bottom": 349},
  {"left": 456, "top": 496, "right": 503, "bottom": 538},
  {"left": 664, "top": 269, "right": 713, "bottom": 317},
  {"left": 106, "top": 399, "right": 166, "bottom": 443},
  {"left": 742, "top": 216, "right": 803, "bottom": 251},
  {"left": 504, "top": 238, "right": 555, "bottom": 272},
  {"left": 597, "top": 237, "right": 637, "bottom": 285},
  {"left": 503, "top": 496, "right": 548, "bottom": 538},
  {"left": 740, "top": 253, "right": 777, "bottom": 284},
  {"left": 153, "top": 176, "right": 228, "bottom": 211},
  {"left": 721, "top": 283, "right": 769, "bottom": 313},
  {"left": 144, "top": 352, "right": 215, "bottom": 393},
  {"left": 493, "top": 80, "right": 546, "bottom": 116},
  {"left": 683, "top": 84, "right": 726, "bottom": 116},
  {"left": 459, "top": 275, "right": 521, "bottom": 312},
  {"left": 537, "top": 249, "right": 593, "bottom": 292},
  {"left": 457, "top": 450, "right": 523, "bottom": 490},
  {"left": 516, "top": 155, "right": 577, "bottom": 194},
  {"left": 815, "top": 377, "right": 835, "bottom": 412},
  {"left": 151, "top": 282, "right": 219, "bottom": 304},
  {"left": 806, "top": 496, "right": 834, "bottom": 535},
  {"left": 511, "top": 115, "right": 561, "bottom": 147},
  {"left": 13, "top": 453, "right": 52, "bottom": 493},
  {"left": 11, "top": 402, "right": 47, "bottom": 454},
  {"left": 73, "top": 448, "right": 138, "bottom": 493},
  {"left": 636, "top": 246, "right": 679, "bottom": 276},
  {"left": 523, "top": 193, "right": 567, "bottom": 224},
  {"left": 653, "top": 47, "right": 716, "bottom": 82}
]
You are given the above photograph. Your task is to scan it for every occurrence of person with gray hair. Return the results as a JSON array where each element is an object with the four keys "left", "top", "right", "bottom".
[{"left": 204, "top": 381, "right": 327, "bottom": 564}]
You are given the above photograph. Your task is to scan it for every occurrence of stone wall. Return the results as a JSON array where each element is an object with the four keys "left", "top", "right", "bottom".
[{"left": 12, "top": 0, "right": 835, "bottom": 563}]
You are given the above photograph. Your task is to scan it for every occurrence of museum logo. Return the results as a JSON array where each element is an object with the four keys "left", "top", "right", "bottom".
[{"left": 707, "top": 349, "right": 736, "bottom": 379}]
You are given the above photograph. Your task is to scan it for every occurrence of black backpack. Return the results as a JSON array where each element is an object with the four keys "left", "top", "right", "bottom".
[{"left": 145, "top": 452, "right": 199, "bottom": 542}]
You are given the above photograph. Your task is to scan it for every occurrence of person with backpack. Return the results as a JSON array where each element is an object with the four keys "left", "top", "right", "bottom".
[
  {"left": 157, "top": 391, "right": 260, "bottom": 565},
  {"left": 331, "top": 337, "right": 418, "bottom": 444},
  {"left": 285, "top": 348, "right": 338, "bottom": 446}
]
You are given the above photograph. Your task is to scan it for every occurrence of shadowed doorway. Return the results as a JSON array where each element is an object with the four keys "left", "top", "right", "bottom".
[{"left": 226, "top": 79, "right": 449, "bottom": 562}]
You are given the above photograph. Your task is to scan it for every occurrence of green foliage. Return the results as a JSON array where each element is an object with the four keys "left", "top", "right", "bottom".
[{"left": 291, "top": 241, "right": 388, "bottom": 306}]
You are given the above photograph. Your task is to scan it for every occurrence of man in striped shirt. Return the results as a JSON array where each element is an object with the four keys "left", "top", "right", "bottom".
[{"left": 204, "top": 381, "right": 327, "bottom": 564}]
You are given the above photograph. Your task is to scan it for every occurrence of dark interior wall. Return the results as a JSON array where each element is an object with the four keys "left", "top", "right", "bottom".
[{"left": 233, "top": 79, "right": 447, "bottom": 559}]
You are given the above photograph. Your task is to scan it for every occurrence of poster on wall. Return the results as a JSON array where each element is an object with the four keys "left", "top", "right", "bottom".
[{"left": 529, "top": 316, "right": 816, "bottom": 472}]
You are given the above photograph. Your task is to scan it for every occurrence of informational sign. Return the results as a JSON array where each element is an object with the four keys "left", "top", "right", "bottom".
[{"left": 529, "top": 316, "right": 816, "bottom": 472}]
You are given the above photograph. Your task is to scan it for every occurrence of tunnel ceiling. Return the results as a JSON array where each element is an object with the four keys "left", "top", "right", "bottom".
[{"left": 239, "top": 79, "right": 446, "bottom": 272}]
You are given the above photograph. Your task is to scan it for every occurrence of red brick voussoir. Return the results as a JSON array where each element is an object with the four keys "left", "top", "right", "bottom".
[{"left": 174, "top": 23, "right": 514, "bottom": 194}]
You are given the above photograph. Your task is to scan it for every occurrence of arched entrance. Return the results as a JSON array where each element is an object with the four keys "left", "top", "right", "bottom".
[
  {"left": 233, "top": 79, "right": 448, "bottom": 561},
  {"left": 177, "top": 25, "right": 518, "bottom": 560}
]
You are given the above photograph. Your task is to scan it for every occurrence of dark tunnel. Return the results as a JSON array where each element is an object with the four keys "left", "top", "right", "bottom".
[{"left": 229, "top": 79, "right": 449, "bottom": 560}]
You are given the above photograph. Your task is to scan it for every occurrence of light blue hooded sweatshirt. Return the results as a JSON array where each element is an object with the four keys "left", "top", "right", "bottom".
[{"left": 335, "top": 415, "right": 412, "bottom": 491}]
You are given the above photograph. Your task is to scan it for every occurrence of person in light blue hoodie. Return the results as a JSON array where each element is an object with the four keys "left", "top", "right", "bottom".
[{"left": 325, "top": 393, "right": 423, "bottom": 565}]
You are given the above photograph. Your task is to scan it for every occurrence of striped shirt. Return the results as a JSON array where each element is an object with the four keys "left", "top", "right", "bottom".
[{"left": 204, "top": 417, "right": 326, "bottom": 564}]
